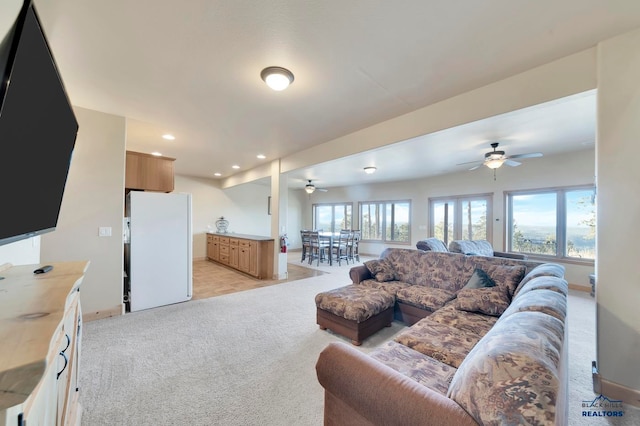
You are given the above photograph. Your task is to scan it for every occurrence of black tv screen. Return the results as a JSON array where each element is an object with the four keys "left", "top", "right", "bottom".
[{"left": 0, "top": 1, "right": 78, "bottom": 247}]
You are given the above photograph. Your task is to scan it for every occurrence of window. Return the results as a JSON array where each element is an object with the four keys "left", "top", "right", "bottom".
[
  {"left": 359, "top": 200, "right": 410, "bottom": 243},
  {"left": 312, "top": 203, "right": 352, "bottom": 233},
  {"left": 506, "top": 186, "right": 595, "bottom": 261},
  {"left": 429, "top": 194, "right": 492, "bottom": 246}
]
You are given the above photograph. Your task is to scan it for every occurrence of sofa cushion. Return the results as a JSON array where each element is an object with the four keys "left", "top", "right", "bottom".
[
  {"left": 369, "top": 341, "right": 457, "bottom": 395},
  {"left": 416, "top": 238, "right": 448, "bottom": 252},
  {"left": 364, "top": 258, "right": 397, "bottom": 282},
  {"left": 314, "top": 285, "right": 395, "bottom": 322},
  {"left": 515, "top": 275, "right": 568, "bottom": 297},
  {"left": 394, "top": 319, "right": 480, "bottom": 368},
  {"left": 449, "top": 240, "right": 494, "bottom": 257},
  {"left": 462, "top": 268, "right": 496, "bottom": 289},
  {"left": 396, "top": 287, "right": 456, "bottom": 312},
  {"left": 455, "top": 286, "right": 511, "bottom": 316},
  {"left": 501, "top": 288, "right": 567, "bottom": 322},
  {"left": 428, "top": 303, "right": 498, "bottom": 336},
  {"left": 358, "top": 279, "right": 412, "bottom": 297},
  {"left": 382, "top": 249, "right": 473, "bottom": 290},
  {"left": 514, "top": 263, "right": 566, "bottom": 296},
  {"left": 448, "top": 311, "right": 564, "bottom": 426}
]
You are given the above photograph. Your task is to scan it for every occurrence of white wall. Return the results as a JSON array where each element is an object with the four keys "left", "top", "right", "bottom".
[
  {"left": 0, "top": 237, "right": 40, "bottom": 266},
  {"left": 40, "top": 107, "right": 126, "bottom": 318},
  {"left": 596, "top": 27, "right": 640, "bottom": 399},
  {"left": 305, "top": 149, "right": 595, "bottom": 286}
]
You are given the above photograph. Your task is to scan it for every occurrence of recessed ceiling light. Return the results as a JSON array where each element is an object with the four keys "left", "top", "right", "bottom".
[
  {"left": 151, "top": 151, "right": 162, "bottom": 156},
  {"left": 232, "top": 165, "right": 240, "bottom": 169},
  {"left": 257, "top": 154, "right": 266, "bottom": 159},
  {"left": 364, "top": 166, "right": 377, "bottom": 174},
  {"left": 214, "top": 172, "right": 222, "bottom": 177},
  {"left": 260, "top": 66, "right": 294, "bottom": 91},
  {"left": 162, "top": 134, "right": 175, "bottom": 140}
]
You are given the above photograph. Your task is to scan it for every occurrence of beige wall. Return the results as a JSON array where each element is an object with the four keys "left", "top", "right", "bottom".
[
  {"left": 596, "top": 27, "right": 640, "bottom": 398},
  {"left": 40, "top": 107, "right": 126, "bottom": 319}
]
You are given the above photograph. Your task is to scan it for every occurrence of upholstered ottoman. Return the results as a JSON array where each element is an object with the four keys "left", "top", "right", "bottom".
[{"left": 315, "top": 285, "right": 395, "bottom": 345}]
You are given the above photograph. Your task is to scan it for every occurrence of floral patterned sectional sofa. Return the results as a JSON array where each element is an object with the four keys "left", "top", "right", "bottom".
[{"left": 316, "top": 248, "right": 568, "bottom": 426}]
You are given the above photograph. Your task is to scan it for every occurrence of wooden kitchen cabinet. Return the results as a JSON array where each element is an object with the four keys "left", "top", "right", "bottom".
[
  {"left": 125, "top": 150, "right": 175, "bottom": 192},
  {"left": 229, "top": 239, "right": 239, "bottom": 269},
  {"left": 207, "top": 233, "right": 274, "bottom": 279},
  {"left": 0, "top": 261, "right": 89, "bottom": 426},
  {"left": 207, "top": 234, "right": 220, "bottom": 261}
]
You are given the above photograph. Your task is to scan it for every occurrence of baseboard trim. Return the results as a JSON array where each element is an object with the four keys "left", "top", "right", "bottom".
[
  {"left": 600, "top": 377, "right": 640, "bottom": 408},
  {"left": 83, "top": 304, "right": 123, "bottom": 322},
  {"left": 568, "top": 283, "right": 590, "bottom": 293}
]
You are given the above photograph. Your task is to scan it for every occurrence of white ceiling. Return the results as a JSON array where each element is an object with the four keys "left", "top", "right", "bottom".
[{"left": 31, "top": 0, "right": 640, "bottom": 189}]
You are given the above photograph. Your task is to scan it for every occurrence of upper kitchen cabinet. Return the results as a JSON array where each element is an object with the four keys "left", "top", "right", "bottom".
[{"left": 125, "top": 150, "right": 175, "bottom": 192}]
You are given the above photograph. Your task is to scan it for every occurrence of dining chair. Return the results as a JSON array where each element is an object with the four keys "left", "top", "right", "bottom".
[
  {"left": 330, "top": 230, "right": 351, "bottom": 266},
  {"left": 348, "top": 229, "right": 361, "bottom": 263},
  {"left": 300, "top": 230, "right": 311, "bottom": 262},
  {"left": 307, "top": 231, "right": 326, "bottom": 266}
]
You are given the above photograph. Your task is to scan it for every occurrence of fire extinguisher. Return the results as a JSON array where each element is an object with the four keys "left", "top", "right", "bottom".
[{"left": 280, "top": 234, "right": 288, "bottom": 253}]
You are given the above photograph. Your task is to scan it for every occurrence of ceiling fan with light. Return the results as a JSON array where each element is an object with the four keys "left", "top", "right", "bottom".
[
  {"left": 304, "top": 180, "right": 328, "bottom": 194},
  {"left": 457, "top": 142, "right": 543, "bottom": 178}
]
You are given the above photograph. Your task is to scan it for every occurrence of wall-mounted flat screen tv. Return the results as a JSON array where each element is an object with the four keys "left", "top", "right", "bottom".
[{"left": 0, "top": 0, "right": 78, "bottom": 247}]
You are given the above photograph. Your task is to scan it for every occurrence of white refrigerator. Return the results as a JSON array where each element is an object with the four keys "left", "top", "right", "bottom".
[{"left": 125, "top": 191, "right": 192, "bottom": 312}]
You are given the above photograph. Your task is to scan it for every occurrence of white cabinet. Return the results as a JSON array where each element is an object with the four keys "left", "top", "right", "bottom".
[{"left": 0, "top": 261, "right": 88, "bottom": 426}]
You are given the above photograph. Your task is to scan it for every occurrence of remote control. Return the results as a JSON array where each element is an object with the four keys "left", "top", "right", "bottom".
[{"left": 33, "top": 265, "right": 53, "bottom": 274}]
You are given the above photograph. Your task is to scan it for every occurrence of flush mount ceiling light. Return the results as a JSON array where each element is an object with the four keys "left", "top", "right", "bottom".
[
  {"left": 364, "top": 166, "right": 377, "bottom": 174},
  {"left": 260, "top": 66, "right": 294, "bottom": 91},
  {"left": 162, "top": 134, "right": 175, "bottom": 140}
]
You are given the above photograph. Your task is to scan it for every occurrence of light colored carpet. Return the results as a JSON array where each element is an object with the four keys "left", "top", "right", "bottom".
[{"left": 80, "top": 272, "right": 639, "bottom": 425}]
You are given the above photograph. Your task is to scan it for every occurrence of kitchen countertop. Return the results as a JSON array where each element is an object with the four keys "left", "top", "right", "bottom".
[{"left": 206, "top": 232, "right": 274, "bottom": 241}]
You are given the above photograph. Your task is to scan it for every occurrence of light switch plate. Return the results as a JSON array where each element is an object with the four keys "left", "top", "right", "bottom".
[{"left": 99, "top": 226, "right": 112, "bottom": 237}]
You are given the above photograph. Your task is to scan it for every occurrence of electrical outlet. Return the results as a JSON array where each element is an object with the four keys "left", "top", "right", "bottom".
[{"left": 99, "top": 227, "right": 112, "bottom": 237}]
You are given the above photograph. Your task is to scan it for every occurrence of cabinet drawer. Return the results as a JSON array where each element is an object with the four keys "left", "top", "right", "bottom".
[
  {"left": 229, "top": 238, "right": 239, "bottom": 246},
  {"left": 212, "top": 235, "right": 220, "bottom": 242},
  {"left": 220, "top": 245, "right": 230, "bottom": 254},
  {"left": 239, "top": 240, "right": 251, "bottom": 248},
  {"left": 219, "top": 237, "right": 230, "bottom": 244},
  {"left": 219, "top": 253, "right": 229, "bottom": 263},
  {"left": 207, "top": 234, "right": 213, "bottom": 242}
]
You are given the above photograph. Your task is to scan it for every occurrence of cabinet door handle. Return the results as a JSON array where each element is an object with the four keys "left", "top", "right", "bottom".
[
  {"left": 57, "top": 351, "right": 68, "bottom": 379},
  {"left": 61, "top": 333, "right": 71, "bottom": 354}
]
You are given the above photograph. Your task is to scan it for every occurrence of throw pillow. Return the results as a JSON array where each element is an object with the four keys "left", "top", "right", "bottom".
[
  {"left": 463, "top": 268, "right": 496, "bottom": 289},
  {"left": 482, "top": 264, "right": 526, "bottom": 298},
  {"left": 364, "top": 258, "right": 397, "bottom": 282},
  {"left": 455, "top": 287, "right": 511, "bottom": 316}
]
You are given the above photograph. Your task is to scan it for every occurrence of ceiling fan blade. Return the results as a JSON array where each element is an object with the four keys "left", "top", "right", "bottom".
[
  {"left": 504, "top": 159, "right": 521, "bottom": 167},
  {"left": 457, "top": 160, "right": 483, "bottom": 166},
  {"left": 508, "top": 152, "right": 543, "bottom": 159},
  {"left": 468, "top": 164, "right": 482, "bottom": 171},
  {"left": 317, "top": 188, "right": 329, "bottom": 192}
]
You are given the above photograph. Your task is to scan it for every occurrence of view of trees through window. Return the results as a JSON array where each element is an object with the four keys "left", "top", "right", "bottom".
[
  {"left": 360, "top": 201, "right": 410, "bottom": 243},
  {"left": 430, "top": 195, "right": 491, "bottom": 246},
  {"left": 508, "top": 187, "right": 595, "bottom": 260},
  {"left": 312, "top": 203, "right": 352, "bottom": 233}
]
